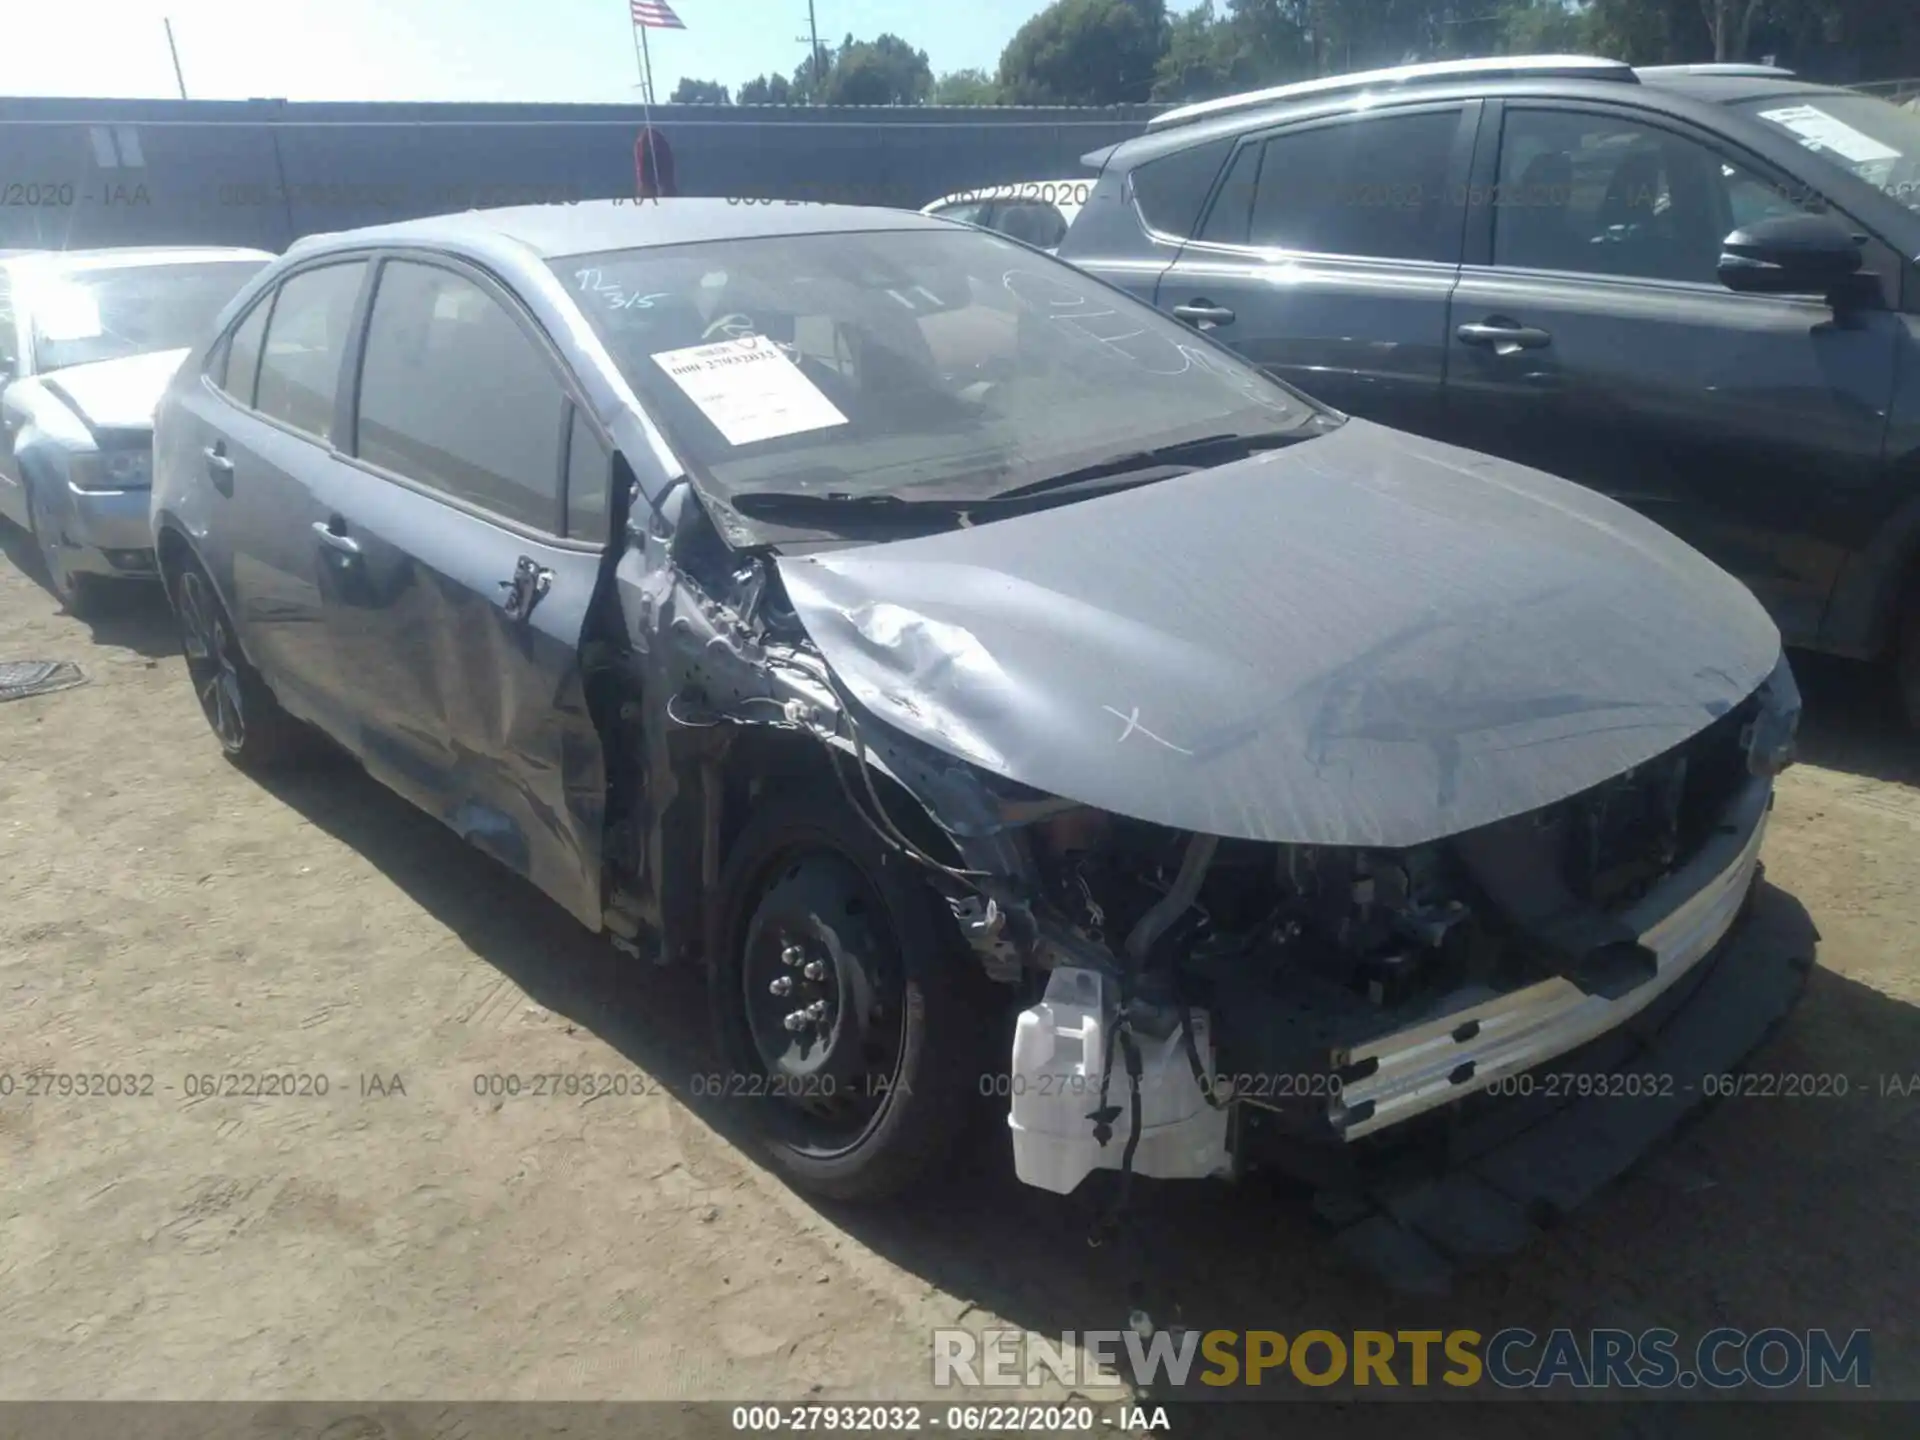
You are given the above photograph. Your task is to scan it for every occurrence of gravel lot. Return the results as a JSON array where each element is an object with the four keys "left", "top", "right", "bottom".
[{"left": 1, "top": 524, "right": 1915, "bottom": 1429}]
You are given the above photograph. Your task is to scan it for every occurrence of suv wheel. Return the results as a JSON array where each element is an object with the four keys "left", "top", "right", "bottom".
[{"left": 172, "top": 561, "right": 313, "bottom": 769}]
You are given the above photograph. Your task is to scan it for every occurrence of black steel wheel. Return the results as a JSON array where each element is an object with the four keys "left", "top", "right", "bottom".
[
  {"left": 171, "top": 560, "right": 311, "bottom": 769},
  {"left": 709, "top": 786, "right": 997, "bottom": 1201}
]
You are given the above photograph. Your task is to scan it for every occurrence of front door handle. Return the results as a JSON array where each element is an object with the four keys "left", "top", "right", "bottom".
[
  {"left": 1171, "top": 301, "right": 1236, "bottom": 328},
  {"left": 204, "top": 441, "right": 235, "bottom": 494},
  {"left": 311, "top": 518, "right": 361, "bottom": 557},
  {"left": 1455, "top": 321, "right": 1553, "bottom": 355},
  {"left": 498, "top": 555, "right": 552, "bottom": 623}
]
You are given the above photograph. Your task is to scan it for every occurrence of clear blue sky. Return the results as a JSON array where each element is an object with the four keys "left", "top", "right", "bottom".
[{"left": 15, "top": 0, "right": 1209, "bottom": 104}]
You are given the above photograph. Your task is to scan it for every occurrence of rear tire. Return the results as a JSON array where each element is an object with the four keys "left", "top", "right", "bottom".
[
  {"left": 707, "top": 785, "right": 996, "bottom": 1202},
  {"left": 170, "top": 557, "right": 314, "bottom": 770}
]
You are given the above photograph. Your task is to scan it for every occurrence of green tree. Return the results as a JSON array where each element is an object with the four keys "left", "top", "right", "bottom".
[
  {"left": 1493, "top": 0, "right": 1596, "bottom": 53},
  {"left": 821, "top": 32, "right": 936, "bottom": 104},
  {"left": 669, "top": 77, "right": 731, "bottom": 104},
  {"left": 997, "top": 0, "right": 1172, "bottom": 105},
  {"left": 736, "top": 72, "right": 793, "bottom": 104},
  {"left": 1152, "top": 0, "right": 1311, "bottom": 101},
  {"left": 933, "top": 67, "right": 1002, "bottom": 104}
]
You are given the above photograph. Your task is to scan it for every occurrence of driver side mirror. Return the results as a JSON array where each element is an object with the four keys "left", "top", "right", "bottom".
[{"left": 1717, "top": 213, "right": 1875, "bottom": 304}]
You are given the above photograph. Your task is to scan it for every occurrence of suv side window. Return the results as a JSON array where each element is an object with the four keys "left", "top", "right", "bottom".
[
  {"left": 1196, "top": 141, "right": 1262, "bottom": 246},
  {"left": 218, "top": 296, "right": 271, "bottom": 407},
  {"left": 355, "top": 258, "right": 567, "bottom": 532},
  {"left": 1130, "top": 135, "right": 1235, "bottom": 239},
  {"left": 1244, "top": 109, "right": 1464, "bottom": 262},
  {"left": 255, "top": 262, "right": 367, "bottom": 442},
  {"left": 1492, "top": 108, "right": 1819, "bottom": 284}
]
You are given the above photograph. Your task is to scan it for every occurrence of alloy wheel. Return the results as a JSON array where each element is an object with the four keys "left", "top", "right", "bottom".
[{"left": 178, "top": 570, "right": 246, "bottom": 751}]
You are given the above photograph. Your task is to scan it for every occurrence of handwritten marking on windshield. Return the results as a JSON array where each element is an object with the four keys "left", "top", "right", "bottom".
[{"left": 1105, "top": 705, "right": 1194, "bottom": 755}]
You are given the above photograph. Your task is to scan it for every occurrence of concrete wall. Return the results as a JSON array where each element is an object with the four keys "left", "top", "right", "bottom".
[{"left": 0, "top": 97, "right": 1158, "bottom": 252}]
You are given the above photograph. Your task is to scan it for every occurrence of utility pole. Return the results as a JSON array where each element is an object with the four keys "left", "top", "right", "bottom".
[{"left": 795, "top": 0, "right": 824, "bottom": 99}]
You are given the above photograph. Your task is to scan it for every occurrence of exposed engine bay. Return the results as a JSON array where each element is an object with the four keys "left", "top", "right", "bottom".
[{"left": 598, "top": 436, "right": 1803, "bottom": 1208}]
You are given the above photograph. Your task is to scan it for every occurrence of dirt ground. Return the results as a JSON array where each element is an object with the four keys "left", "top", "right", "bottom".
[{"left": 1, "top": 522, "right": 1916, "bottom": 1427}]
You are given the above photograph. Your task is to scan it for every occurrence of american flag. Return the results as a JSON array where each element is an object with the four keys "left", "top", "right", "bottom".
[{"left": 630, "top": 0, "right": 685, "bottom": 27}]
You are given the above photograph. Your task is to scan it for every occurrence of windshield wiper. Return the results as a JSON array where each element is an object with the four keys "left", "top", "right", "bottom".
[
  {"left": 987, "top": 427, "right": 1317, "bottom": 501},
  {"left": 726, "top": 426, "right": 1327, "bottom": 530}
]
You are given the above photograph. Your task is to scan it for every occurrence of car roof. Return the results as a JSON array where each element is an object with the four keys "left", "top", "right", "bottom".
[
  {"left": 1634, "top": 71, "right": 1864, "bottom": 105},
  {"left": 3, "top": 245, "right": 273, "bottom": 276},
  {"left": 1089, "top": 66, "right": 1878, "bottom": 173},
  {"left": 290, "top": 198, "right": 942, "bottom": 263},
  {"left": 1146, "top": 54, "right": 1634, "bottom": 131}
]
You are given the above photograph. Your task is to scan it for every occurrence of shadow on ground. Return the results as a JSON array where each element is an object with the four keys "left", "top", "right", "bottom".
[
  {"left": 0, "top": 520, "right": 178, "bottom": 660},
  {"left": 252, "top": 689, "right": 1920, "bottom": 1424},
  {"left": 1788, "top": 647, "right": 1920, "bottom": 789}
]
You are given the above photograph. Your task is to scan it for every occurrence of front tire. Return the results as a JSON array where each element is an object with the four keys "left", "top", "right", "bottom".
[
  {"left": 708, "top": 786, "right": 994, "bottom": 1202},
  {"left": 25, "top": 487, "right": 103, "bottom": 618},
  {"left": 171, "top": 559, "right": 312, "bottom": 770}
]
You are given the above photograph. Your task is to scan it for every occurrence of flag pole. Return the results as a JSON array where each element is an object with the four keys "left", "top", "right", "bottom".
[
  {"left": 634, "top": 21, "right": 655, "bottom": 105},
  {"left": 164, "top": 17, "right": 188, "bottom": 99}
]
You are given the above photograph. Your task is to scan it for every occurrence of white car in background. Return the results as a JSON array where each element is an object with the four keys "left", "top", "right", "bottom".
[{"left": 921, "top": 178, "right": 1091, "bottom": 251}]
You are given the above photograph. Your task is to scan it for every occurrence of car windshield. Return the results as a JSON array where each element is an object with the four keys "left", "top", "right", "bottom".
[
  {"left": 552, "top": 228, "right": 1322, "bottom": 520},
  {"left": 26, "top": 259, "right": 266, "bottom": 373},
  {"left": 1735, "top": 92, "right": 1920, "bottom": 213}
]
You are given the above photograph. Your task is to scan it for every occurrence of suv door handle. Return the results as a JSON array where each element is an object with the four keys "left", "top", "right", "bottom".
[
  {"left": 1171, "top": 302, "right": 1236, "bottom": 328},
  {"left": 1456, "top": 321, "right": 1553, "bottom": 355},
  {"left": 498, "top": 555, "right": 552, "bottom": 623},
  {"left": 204, "top": 441, "right": 235, "bottom": 494},
  {"left": 311, "top": 518, "right": 361, "bottom": 557}
]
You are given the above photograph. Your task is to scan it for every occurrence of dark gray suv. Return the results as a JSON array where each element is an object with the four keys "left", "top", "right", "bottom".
[{"left": 1060, "top": 57, "right": 1920, "bottom": 719}]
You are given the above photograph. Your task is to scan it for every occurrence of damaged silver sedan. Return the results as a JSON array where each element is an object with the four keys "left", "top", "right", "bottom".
[{"left": 150, "top": 201, "right": 1811, "bottom": 1244}]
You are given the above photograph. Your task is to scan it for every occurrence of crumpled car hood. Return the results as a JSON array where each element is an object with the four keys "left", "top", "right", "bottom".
[
  {"left": 775, "top": 418, "right": 1782, "bottom": 848},
  {"left": 40, "top": 347, "right": 190, "bottom": 432}
]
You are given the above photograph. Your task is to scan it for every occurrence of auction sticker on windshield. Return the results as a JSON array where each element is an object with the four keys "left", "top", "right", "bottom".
[
  {"left": 1756, "top": 104, "right": 1902, "bottom": 164},
  {"left": 651, "top": 334, "right": 848, "bottom": 446}
]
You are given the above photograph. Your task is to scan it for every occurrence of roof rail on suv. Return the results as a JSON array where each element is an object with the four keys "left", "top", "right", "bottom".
[
  {"left": 1635, "top": 63, "right": 1796, "bottom": 78},
  {"left": 1145, "top": 54, "right": 1637, "bottom": 132}
]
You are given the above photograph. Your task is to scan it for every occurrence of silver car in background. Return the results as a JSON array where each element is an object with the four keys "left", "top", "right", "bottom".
[
  {"left": 921, "top": 178, "right": 1091, "bottom": 251},
  {"left": 0, "top": 246, "right": 272, "bottom": 613}
]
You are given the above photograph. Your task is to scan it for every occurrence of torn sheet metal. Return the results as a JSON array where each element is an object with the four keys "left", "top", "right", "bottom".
[{"left": 776, "top": 418, "right": 1783, "bottom": 848}]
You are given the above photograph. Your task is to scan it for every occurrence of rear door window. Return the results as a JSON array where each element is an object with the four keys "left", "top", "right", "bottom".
[
  {"left": 1245, "top": 109, "right": 1465, "bottom": 262},
  {"left": 218, "top": 296, "right": 271, "bottom": 407},
  {"left": 354, "top": 258, "right": 568, "bottom": 532},
  {"left": 1195, "top": 141, "right": 1262, "bottom": 246},
  {"left": 255, "top": 262, "right": 367, "bottom": 443}
]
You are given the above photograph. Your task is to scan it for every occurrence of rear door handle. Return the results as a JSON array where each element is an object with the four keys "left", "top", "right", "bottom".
[
  {"left": 204, "top": 441, "right": 235, "bottom": 493},
  {"left": 312, "top": 518, "right": 361, "bottom": 557},
  {"left": 1455, "top": 321, "right": 1553, "bottom": 355},
  {"left": 1171, "top": 302, "right": 1236, "bottom": 328}
]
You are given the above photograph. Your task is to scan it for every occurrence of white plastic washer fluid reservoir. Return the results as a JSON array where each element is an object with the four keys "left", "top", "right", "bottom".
[{"left": 1006, "top": 966, "right": 1232, "bottom": 1194}]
